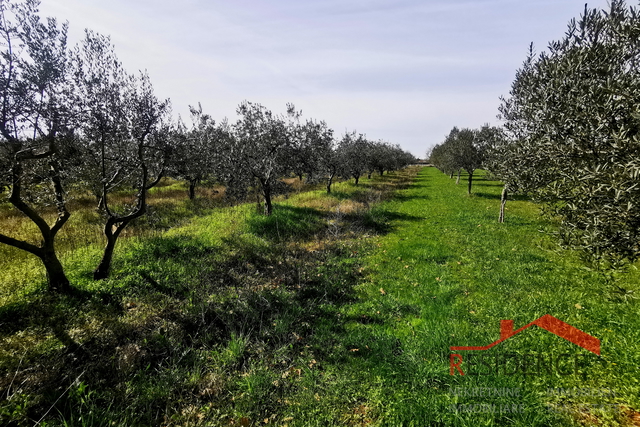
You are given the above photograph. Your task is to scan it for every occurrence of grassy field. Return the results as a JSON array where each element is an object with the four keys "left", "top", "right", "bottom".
[
  {"left": 303, "top": 168, "right": 640, "bottom": 426},
  {"left": 0, "top": 167, "right": 638, "bottom": 426}
]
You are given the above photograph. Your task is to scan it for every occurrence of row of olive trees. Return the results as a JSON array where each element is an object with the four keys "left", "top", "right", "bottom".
[
  {"left": 169, "top": 103, "right": 414, "bottom": 214},
  {"left": 429, "top": 125, "right": 504, "bottom": 195},
  {"left": 433, "top": 1, "right": 640, "bottom": 264},
  {"left": 488, "top": 0, "right": 640, "bottom": 264},
  {"left": 0, "top": 0, "right": 414, "bottom": 292}
]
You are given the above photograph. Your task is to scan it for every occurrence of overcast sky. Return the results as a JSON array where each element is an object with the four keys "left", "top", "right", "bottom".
[{"left": 39, "top": 0, "right": 611, "bottom": 157}]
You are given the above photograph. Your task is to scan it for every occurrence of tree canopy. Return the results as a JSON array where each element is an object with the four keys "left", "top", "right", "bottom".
[{"left": 496, "top": 0, "right": 640, "bottom": 263}]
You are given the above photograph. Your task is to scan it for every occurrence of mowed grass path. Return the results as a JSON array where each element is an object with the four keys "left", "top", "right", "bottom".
[{"left": 294, "top": 167, "right": 640, "bottom": 426}]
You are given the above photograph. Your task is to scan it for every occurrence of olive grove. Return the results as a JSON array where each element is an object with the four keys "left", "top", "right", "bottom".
[{"left": 0, "top": 0, "right": 415, "bottom": 290}]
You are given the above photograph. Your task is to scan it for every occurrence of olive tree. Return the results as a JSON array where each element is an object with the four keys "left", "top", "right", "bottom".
[
  {"left": 73, "top": 31, "right": 170, "bottom": 279},
  {"left": 368, "top": 141, "right": 415, "bottom": 176},
  {"left": 319, "top": 143, "right": 341, "bottom": 194},
  {"left": 498, "top": 0, "right": 640, "bottom": 262},
  {"left": 429, "top": 142, "right": 454, "bottom": 177},
  {"left": 451, "top": 128, "right": 479, "bottom": 193},
  {"left": 431, "top": 127, "right": 482, "bottom": 194},
  {"left": 477, "top": 127, "right": 531, "bottom": 223},
  {"left": 367, "top": 141, "right": 391, "bottom": 177},
  {"left": 0, "top": 0, "right": 76, "bottom": 292},
  {"left": 430, "top": 128, "right": 461, "bottom": 179},
  {"left": 170, "top": 104, "right": 226, "bottom": 200},
  {"left": 285, "top": 117, "right": 335, "bottom": 187},
  {"left": 226, "top": 101, "right": 297, "bottom": 216},
  {"left": 293, "top": 118, "right": 335, "bottom": 190},
  {"left": 336, "top": 131, "right": 368, "bottom": 185}
]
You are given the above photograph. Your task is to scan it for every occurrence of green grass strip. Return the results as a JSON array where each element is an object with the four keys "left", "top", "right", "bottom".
[{"left": 283, "top": 167, "right": 640, "bottom": 426}]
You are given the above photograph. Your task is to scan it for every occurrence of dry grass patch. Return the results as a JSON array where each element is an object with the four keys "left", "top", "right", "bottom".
[
  {"left": 295, "top": 196, "right": 340, "bottom": 212},
  {"left": 335, "top": 200, "right": 368, "bottom": 215}
]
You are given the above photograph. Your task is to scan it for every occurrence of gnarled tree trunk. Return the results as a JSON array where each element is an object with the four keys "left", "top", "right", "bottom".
[
  {"left": 42, "top": 243, "right": 70, "bottom": 292},
  {"left": 258, "top": 178, "right": 273, "bottom": 216},
  {"left": 94, "top": 151, "right": 163, "bottom": 280},
  {"left": 0, "top": 159, "right": 72, "bottom": 293},
  {"left": 94, "top": 216, "right": 131, "bottom": 280},
  {"left": 263, "top": 187, "right": 273, "bottom": 216},
  {"left": 326, "top": 172, "right": 335, "bottom": 194}
]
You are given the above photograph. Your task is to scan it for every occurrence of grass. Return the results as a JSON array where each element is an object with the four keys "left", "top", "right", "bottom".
[
  {"left": 0, "top": 167, "right": 639, "bottom": 426},
  {"left": 0, "top": 178, "right": 287, "bottom": 307},
  {"left": 0, "top": 172, "right": 410, "bottom": 426},
  {"left": 290, "top": 168, "right": 640, "bottom": 426}
]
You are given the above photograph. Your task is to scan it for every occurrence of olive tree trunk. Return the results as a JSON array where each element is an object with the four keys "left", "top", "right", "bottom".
[
  {"left": 0, "top": 161, "right": 71, "bottom": 293},
  {"left": 93, "top": 217, "right": 131, "bottom": 280},
  {"left": 94, "top": 158, "right": 163, "bottom": 280},
  {"left": 499, "top": 185, "right": 508, "bottom": 223},
  {"left": 188, "top": 179, "right": 198, "bottom": 200},
  {"left": 258, "top": 178, "right": 274, "bottom": 216},
  {"left": 326, "top": 171, "right": 335, "bottom": 194}
]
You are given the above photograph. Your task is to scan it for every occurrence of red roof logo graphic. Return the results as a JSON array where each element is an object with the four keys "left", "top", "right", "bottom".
[{"left": 450, "top": 314, "right": 600, "bottom": 355}]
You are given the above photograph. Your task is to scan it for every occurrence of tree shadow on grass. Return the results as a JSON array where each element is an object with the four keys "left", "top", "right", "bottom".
[
  {"left": 105, "top": 234, "right": 223, "bottom": 298},
  {"left": 131, "top": 234, "right": 215, "bottom": 263},
  {"left": 353, "top": 207, "right": 424, "bottom": 234},
  {"left": 0, "top": 176, "right": 427, "bottom": 424},
  {"left": 472, "top": 192, "right": 530, "bottom": 202},
  {"left": 391, "top": 192, "right": 429, "bottom": 202},
  {"left": 0, "top": 287, "right": 115, "bottom": 337},
  {"left": 473, "top": 177, "right": 502, "bottom": 186},
  {"left": 1, "top": 232, "right": 366, "bottom": 424},
  {"left": 325, "top": 190, "right": 355, "bottom": 201},
  {"left": 246, "top": 204, "right": 327, "bottom": 242},
  {"left": 246, "top": 202, "right": 424, "bottom": 243}
]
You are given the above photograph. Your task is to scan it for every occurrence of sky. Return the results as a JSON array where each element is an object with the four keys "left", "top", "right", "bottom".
[{"left": 38, "top": 0, "right": 612, "bottom": 158}]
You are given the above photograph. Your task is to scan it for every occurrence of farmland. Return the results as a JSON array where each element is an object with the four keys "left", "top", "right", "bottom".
[{"left": 1, "top": 167, "right": 638, "bottom": 426}]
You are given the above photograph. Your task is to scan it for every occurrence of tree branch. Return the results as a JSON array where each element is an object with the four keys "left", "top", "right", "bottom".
[
  {"left": 8, "top": 164, "right": 52, "bottom": 238},
  {"left": 145, "top": 168, "right": 164, "bottom": 190},
  {"left": 49, "top": 160, "right": 70, "bottom": 236},
  {"left": 0, "top": 232, "right": 42, "bottom": 257}
]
